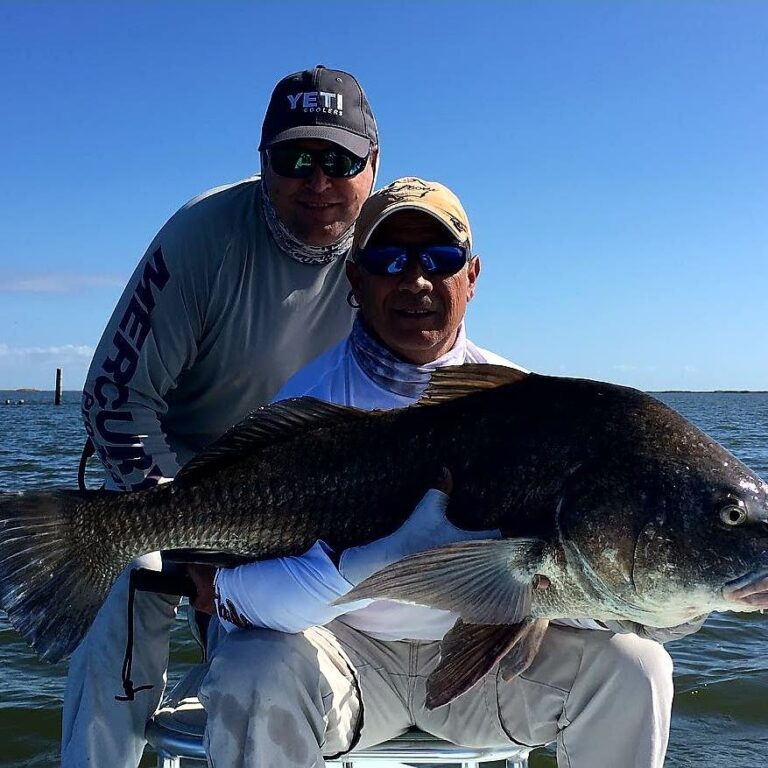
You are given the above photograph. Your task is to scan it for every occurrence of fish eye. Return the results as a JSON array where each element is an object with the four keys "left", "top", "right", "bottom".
[{"left": 720, "top": 500, "right": 748, "bottom": 527}]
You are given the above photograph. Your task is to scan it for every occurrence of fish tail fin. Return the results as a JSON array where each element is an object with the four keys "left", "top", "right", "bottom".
[{"left": 0, "top": 489, "right": 116, "bottom": 662}]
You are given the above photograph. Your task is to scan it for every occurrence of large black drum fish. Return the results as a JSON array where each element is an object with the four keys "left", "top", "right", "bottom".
[{"left": 1, "top": 366, "right": 766, "bottom": 706}]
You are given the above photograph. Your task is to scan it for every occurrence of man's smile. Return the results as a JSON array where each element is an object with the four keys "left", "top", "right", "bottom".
[
  {"left": 391, "top": 306, "right": 439, "bottom": 320},
  {"left": 297, "top": 199, "right": 342, "bottom": 209}
]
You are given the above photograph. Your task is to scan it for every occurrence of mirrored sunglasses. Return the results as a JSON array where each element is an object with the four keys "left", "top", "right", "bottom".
[
  {"left": 356, "top": 245, "right": 469, "bottom": 276},
  {"left": 267, "top": 145, "right": 369, "bottom": 179}
]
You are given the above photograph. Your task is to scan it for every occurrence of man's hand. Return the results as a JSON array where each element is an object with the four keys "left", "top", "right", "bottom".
[
  {"left": 724, "top": 570, "right": 768, "bottom": 609},
  {"left": 187, "top": 564, "right": 217, "bottom": 614},
  {"left": 339, "top": 468, "right": 475, "bottom": 586}
]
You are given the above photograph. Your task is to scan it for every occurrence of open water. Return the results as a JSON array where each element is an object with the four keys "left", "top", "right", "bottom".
[{"left": 0, "top": 389, "right": 766, "bottom": 767}]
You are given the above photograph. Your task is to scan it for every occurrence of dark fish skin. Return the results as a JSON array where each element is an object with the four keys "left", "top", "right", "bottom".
[{"left": 1, "top": 365, "right": 767, "bottom": 664}]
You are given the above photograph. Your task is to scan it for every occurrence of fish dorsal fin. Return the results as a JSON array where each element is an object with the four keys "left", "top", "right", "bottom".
[
  {"left": 417, "top": 363, "right": 529, "bottom": 405},
  {"left": 176, "top": 397, "right": 367, "bottom": 483}
]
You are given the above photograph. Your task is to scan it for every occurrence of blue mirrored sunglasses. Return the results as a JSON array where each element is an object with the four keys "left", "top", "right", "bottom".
[{"left": 356, "top": 245, "right": 470, "bottom": 276}]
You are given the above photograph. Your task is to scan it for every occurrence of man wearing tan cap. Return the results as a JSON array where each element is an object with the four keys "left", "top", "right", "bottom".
[{"left": 190, "top": 178, "right": 679, "bottom": 768}]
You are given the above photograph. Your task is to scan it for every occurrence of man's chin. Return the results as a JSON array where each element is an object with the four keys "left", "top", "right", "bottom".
[
  {"left": 383, "top": 332, "right": 452, "bottom": 364},
  {"left": 295, "top": 222, "right": 349, "bottom": 248}
]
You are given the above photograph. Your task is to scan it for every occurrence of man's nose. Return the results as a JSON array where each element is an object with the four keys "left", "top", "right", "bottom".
[
  {"left": 305, "top": 163, "right": 333, "bottom": 193},
  {"left": 398, "top": 258, "right": 433, "bottom": 294}
]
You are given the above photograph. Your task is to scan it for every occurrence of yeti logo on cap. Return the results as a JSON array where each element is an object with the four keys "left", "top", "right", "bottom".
[{"left": 286, "top": 91, "right": 344, "bottom": 116}]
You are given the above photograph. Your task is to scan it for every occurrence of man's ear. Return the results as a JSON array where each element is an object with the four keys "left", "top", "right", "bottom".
[
  {"left": 346, "top": 259, "right": 363, "bottom": 301},
  {"left": 466, "top": 255, "right": 481, "bottom": 302}
]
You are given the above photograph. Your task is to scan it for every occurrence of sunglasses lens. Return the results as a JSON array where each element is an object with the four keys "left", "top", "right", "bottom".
[
  {"left": 357, "top": 247, "right": 407, "bottom": 275},
  {"left": 322, "top": 150, "right": 349, "bottom": 177},
  {"left": 419, "top": 246, "right": 468, "bottom": 275},
  {"left": 387, "top": 253, "right": 409, "bottom": 274},
  {"left": 268, "top": 148, "right": 313, "bottom": 178},
  {"left": 321, "top": 149, "right": 366, "bottom": 178}
]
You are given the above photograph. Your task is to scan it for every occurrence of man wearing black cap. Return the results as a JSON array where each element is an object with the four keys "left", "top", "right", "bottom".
[{"left": 64, "top": 66, "right": 378, "bottom": 768}]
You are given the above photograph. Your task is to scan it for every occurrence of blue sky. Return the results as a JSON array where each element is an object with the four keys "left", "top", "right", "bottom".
[{"left": 1, "top": 1, "right": 766, "bottom": 391}]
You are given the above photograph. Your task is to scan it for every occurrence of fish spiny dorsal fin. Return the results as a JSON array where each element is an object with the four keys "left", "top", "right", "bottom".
[
  {"left": 176, "top": 397, "right": 367, "bottom": 483},
  {"left": 417, "top": 363, "right": 529, "bottom": 406}
]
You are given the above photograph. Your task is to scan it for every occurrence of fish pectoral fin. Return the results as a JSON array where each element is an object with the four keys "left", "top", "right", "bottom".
[
  {"left": 426, "top": 618, "right": 536, "bottom": 709},
  {"left": 499, "top": 618, "right": 549, "bottom": 682},
  {"left": 336, "top": 538, "right": 545, "bottom": 625}
]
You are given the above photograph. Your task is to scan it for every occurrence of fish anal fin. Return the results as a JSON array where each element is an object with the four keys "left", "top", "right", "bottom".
[{"left": 162, "top": 549, "right": 254, "bottom": 568}]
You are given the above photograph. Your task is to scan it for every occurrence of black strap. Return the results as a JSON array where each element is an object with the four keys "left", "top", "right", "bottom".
[
  {"left": 115, "top": 566, "right": 198, "bottom": 702},
  {"left": 115, "top": 569, "right": 155, "bottom": 702},
  {"left": 77, "top": 438, "right": 95, "bottom": 492}
]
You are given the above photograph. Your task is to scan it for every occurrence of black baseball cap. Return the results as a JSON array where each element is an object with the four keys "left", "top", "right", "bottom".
[{"left": 259, "top": 65, "right": 378, "bottom": 158}]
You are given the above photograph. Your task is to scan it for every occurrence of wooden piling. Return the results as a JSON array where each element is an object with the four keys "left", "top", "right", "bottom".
[{"left": 55, "top": 368, "right": 63, "bottom": 405}]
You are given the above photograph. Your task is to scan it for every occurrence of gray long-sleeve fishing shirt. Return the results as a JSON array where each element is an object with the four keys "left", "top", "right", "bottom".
[{"left": 82, "top": 176, "right": 354, "bottom": 490}]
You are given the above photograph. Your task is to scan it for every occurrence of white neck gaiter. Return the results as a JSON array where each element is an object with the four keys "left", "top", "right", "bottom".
[
  {"left": 349, "top": 314, "right": 468, "bottom": 399},
  {"left": 260, "top": 180, "right": 353, "bottom": 266}
]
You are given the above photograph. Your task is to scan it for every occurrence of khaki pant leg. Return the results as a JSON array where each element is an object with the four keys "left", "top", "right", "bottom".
[
  {"left": 326, "top": 620, "right": 416, "bottom": 750},
  {"left": 200, "top": 625, "right": 360, "bottom": 768},
  {"left": 199, "top": 620, "right": 420, "bottom": 768},
  {"left": 549, "top": 628, "right": 673, "bottom": 768},
  {"left": 409, "top": 640, "right": 517, "bottom": 748},
  {"left": 410, "top": 626, "right": 673, "bottom": 768},
  {"left": 61, "top": 552, "right": 180, "bottom": 768}
]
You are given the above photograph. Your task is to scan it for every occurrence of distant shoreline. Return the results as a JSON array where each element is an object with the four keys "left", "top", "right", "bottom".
[
  {"left": 2, "top": 388, "right": 767, "bottom": 395},
  {"left": 0, "top": 390, "right": 82, "bottom": 396},
  {"left": 651, "top": 390, "right": 768, "bottom": 394},
  {"left": 3, "top": 389, "right": 81, "bottom": 393}
]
